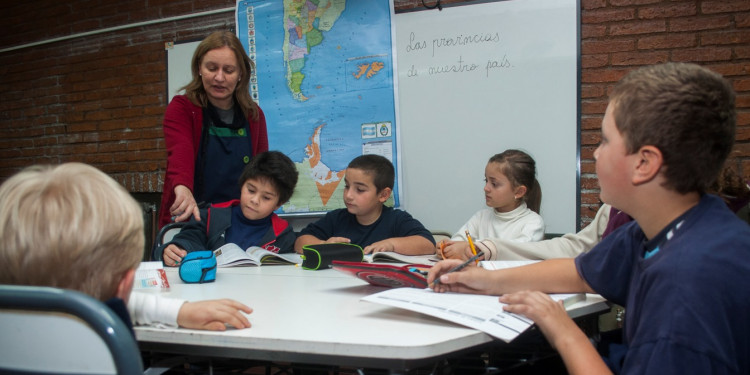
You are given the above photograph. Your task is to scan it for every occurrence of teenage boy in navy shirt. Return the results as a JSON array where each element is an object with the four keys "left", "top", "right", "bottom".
[
  {"left": 295, "top": 154, "right": 435, "bottom": 255},
  {"left": 428, "top": 63, "right": 750, "bottom": 374}
]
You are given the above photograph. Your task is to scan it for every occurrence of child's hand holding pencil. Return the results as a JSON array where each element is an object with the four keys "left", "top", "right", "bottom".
[{"left": 440, "top": 239, "right": 481, "bottom": 261}]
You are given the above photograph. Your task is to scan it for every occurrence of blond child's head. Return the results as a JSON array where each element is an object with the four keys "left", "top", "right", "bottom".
[{"left": 0, "top": 163, "right": 143, "bottom": 301}]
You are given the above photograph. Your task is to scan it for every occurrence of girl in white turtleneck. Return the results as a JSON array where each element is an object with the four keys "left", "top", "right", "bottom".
[{"left": 441, "top": 149, "right": 544, "bottom": 260}]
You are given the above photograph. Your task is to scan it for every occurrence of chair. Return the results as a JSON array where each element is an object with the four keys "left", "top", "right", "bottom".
[
  {"left": 431, "top": 230, "right": 452, "bottom": 244},
  {"left": 0, "top": 284, "right": 144, "bottom": 375},
  {"left": 151, "top": 222, "right": 186, "bottom": 261},
  {"left": 544, "top": 233, "right": 564, "bottom": 240}
]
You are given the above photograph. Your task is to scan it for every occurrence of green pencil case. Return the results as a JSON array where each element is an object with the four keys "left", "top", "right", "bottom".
[{"left": 301, "top": 243, "right": 363, "bottom": 270}]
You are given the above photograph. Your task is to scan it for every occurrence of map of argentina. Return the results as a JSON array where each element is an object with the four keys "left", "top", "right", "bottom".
[
  {"left": 237, "top": 0, "right": 399, "bottom": 214},
  {"left": 283, "top": 0, "right": 345, "bottom": 102}
]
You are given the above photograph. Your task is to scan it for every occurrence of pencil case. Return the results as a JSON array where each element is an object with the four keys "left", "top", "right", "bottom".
[
  {"left": 331, "top": 261, "right": 429, "bottom": 288},
  {"left": 178, "top": 251, "right": 217, "bottom": 283},
  {"left": 301, "top": 243, "right": 364, "bottom": 270}
]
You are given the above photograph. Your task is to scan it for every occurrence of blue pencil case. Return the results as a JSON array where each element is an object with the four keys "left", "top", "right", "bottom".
[{"left": 178, "top": 251, "right": 217, "bottom": 283}]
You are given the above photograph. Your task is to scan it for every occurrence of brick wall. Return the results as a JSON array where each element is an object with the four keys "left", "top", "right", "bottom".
[{"left": 1, "top": 0, "right": 748, "bottom": 226}]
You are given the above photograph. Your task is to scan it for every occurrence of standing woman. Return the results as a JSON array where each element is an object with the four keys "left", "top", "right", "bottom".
[{"left": 158, "top": 31, "right": 268, "bottom": 229}]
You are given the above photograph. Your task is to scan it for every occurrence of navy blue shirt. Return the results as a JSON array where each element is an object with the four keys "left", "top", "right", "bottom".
[
  {"left": 299, "top": 206, "right": 435, "bottom": 247},
  {"left": 575, "top": 194, "right": 750, "bottom": 374},
  {"left": 225, "top": 205, "right": 272, "bottom": 250}
]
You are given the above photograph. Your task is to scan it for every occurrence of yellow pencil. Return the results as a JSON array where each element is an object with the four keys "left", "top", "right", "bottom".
[{"left": 465, "top": 230, "right": 479, "bottom": 264}]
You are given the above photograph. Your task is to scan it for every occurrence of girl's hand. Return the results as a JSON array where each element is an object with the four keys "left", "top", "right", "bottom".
[{"left": 442, "top": 241, "right": 472, "bottom": 260}]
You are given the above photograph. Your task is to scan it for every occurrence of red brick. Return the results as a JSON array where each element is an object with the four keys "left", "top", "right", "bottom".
[
  {"left": 581, "top": 146, "right": 598, "bottom": 161},
  {"left": 582, "top": 68, "right": 631, "bottom": 84},
  {"left": 581, "top": 161, "right": 597, "bottom": 175},
  {"left": 735, "top": 79, "right": 750, "bottom": 92},
  {"left": 581, "top": 84, "right": 607, "bottom": 99},
  {"left": 736, "top": 126, "right": 750, "bottom": 142},
  {"left": 702, "top": 31, "right": 750, "bottom": 46},
  {"left": 581, "top": 131, "right": 601, "bottom": 146},
  {"left": 582, "top": 54, "right": 609, "bottom": 69},
  {"left": 611, "top": 51, "right": 669, "bottom": 66},
  {"left": 701, "top": 1, "right": 750, "bottom": 14},
  {"left": 638, "top": 3, "right": 696, "bottom": 20},
  {"left": 672, "top": 47, "right": 733, "bottom": 62},
  {"left": 581, "top": 99, "right": 609, "bottom": 115},
  {"left": 582, "top": 8, "right": 636, "bottom": 24},
  {"left": 637, "top": 34, "right": 696, "bottom": 50},
  {"left": 98, "top": 119, "right": 129, "bottom": 131},
  {"left": 705, "top": 62, "right": 750, "bottom": 77},
  {"left": 733, "top": 142, "right": 750, "bottom": 157},
  {"left": 736, "top": 47, "right": 750, "bottom": 59},
  {"left": 580, "top": 176, "right": 601, "bottom": 190},
  {"left": 737, "top": 13, "right": 750, "bottom": 28},
  {"left": 738, "top": 112, "right": 750, "bottom": 127},
  {"left": 581, "top": 117, "right": 604, "bottom": 131},
  {"left": 610, "top": 0, "right": 661, "bottom": 6},
  {"left": 670, "top": 15, "right": 732, "bottom": 32},
  {"left": 582, "top": 24, "right": 607, "bottom": 38},
  {"left": 582, "top": 39, "right": 635, "bottom": 54},
  {"left": 610, "top": 20, "right": 667, "bottom": 36}
]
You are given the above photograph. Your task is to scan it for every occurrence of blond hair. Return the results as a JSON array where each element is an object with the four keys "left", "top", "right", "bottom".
[{"left": 0, "top": 163, "right": 143, "bottom": 300}]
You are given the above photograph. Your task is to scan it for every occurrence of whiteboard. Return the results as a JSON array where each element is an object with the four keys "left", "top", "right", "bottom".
[
  {"left": 395, "top": 0, "right": 580, "bottom": 234},
  {"left": 166, "top": 40, "right": 200, "bottom": 102}
]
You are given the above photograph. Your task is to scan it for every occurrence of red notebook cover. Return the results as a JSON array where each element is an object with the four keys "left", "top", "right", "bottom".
[{"left": 331, "top": 260, "right": 430, "bottom": 288}]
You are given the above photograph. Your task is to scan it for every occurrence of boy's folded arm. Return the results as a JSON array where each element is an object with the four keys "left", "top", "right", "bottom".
[{"left": 128, "top": 292, "right": 184, "bottom": 327}]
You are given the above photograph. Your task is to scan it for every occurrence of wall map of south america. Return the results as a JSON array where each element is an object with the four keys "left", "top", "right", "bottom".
[{"left": 237, "top": 0, "right": 399, "bottom": 213}]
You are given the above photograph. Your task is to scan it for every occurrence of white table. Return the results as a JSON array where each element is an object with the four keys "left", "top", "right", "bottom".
[{"left": 135, "top": 266, "right": 609, "bottom": 372}]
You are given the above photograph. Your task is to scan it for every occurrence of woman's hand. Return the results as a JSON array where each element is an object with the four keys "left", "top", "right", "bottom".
[{"left": 171, "top": 185, "right": 201, "bottom": 223}]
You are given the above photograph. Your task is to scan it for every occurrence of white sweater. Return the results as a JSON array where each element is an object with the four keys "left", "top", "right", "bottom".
[
  {"left": 127, "top": 292, "right": 185, "bottom": 327},
  {"left": 477, "top": 203, "right": 612, "bottom": 260},
  {"left": 452, "top": 202, "right": 545, "bottom": 244}
]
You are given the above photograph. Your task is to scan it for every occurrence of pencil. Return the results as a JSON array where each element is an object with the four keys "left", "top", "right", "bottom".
[
  {"left": 465, "top": 230, "right": 479, "bottom": 264},
  {"left": 432, "top": 250, "right": 484, "bottom": 286}
]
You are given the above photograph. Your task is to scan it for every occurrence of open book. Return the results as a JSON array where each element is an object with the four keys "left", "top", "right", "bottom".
[
  {"left": 362, "top": 288, "right": 585, "bottom": 342},
  {"left": 213, "top": 243, "right": 302, "bottom": 267},
  {"left": 364, "top": 252, "right": 440, "bottom": 266}
]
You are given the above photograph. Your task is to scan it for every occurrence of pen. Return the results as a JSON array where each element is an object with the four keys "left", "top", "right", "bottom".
[
  {"left": 432, "top": 250, "right": 484, "bottom": 286},
  {"left": 465, "top": 230, "right": 479, "bottom": 264}
]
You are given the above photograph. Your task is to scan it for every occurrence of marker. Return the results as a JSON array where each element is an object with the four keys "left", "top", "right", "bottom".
[
  {"left": 409, "top": 267, "right": 428, "bottom": 276},
  {"left": 432, "top": 250, "right": 484, "bottom": 286},
  {"left": 465, "top": 230, "right": 479, "bottom": 264}
]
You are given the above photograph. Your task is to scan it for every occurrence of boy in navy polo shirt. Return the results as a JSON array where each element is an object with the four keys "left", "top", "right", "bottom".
[{"left": 294, "top": 154, "right": 435, "bottom": 255}]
